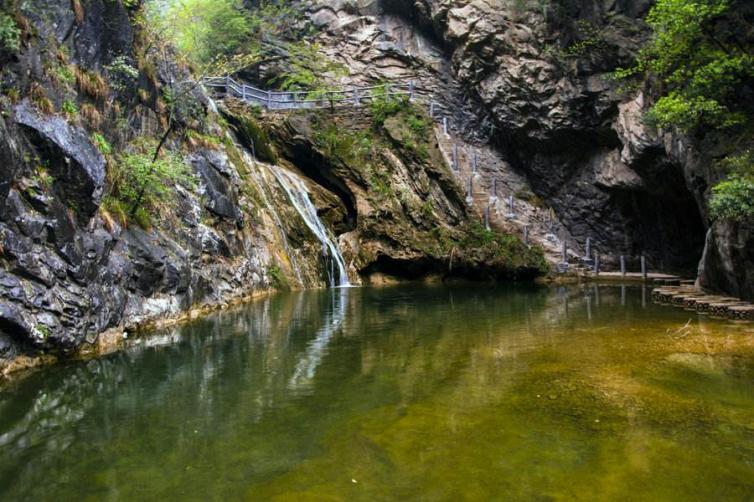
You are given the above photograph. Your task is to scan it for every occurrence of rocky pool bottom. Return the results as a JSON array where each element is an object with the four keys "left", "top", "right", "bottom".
[{"left": 0, "top": 284, "right": 752, "bottom": 501}]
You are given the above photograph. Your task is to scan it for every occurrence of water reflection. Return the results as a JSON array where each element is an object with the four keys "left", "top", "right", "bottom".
[
  {"left": 0, "top": 284, "right": 751, "bottom": 501},
  {"left": 289, "top": 288, "right": 349, "bottom": 390}
]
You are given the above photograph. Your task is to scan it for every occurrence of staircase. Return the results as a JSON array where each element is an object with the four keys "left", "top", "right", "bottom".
[{"left": 206, "top": 76, "right": 589, "bottom": 270}]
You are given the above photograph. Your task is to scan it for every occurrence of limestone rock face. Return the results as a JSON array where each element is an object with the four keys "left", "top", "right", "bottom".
[
  {"left": 15, "top": 101, "right": 106, "bottom": 222},
  {"left": 306, "top": 0, "right": 721, "bottom": 273},
  {"left": 698, "top": 222, "right": 754, "bottom": 301}
]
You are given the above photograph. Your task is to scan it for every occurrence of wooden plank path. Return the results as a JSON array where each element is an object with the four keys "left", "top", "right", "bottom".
[{"left": 652, "top": 286, "right": 754, "bottom": 321}]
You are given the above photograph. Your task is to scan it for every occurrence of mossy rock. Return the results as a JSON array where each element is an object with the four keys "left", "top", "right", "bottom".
[{"left": 222, "top": 105, "right": 277, "bottom": 163}]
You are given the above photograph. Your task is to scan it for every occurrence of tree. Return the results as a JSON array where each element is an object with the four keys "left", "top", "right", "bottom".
[
  {"left": 615, "top": 0, "right": 753, "bottom": 132},
  {"left": 160, "top": 0, "right": 253, "bottom": 65},
  {"left": 616, "top": 0, "right": 754, "bottom": 222}
]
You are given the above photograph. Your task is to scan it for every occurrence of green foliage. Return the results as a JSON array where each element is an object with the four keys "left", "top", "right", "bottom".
[
  {"left": 160, "top": 0, "right": 252, "bottom": 64},
  {"left": 709, "top": 150, "right": 754, "bottom": 221},
  {"left": 313, "top": 121, "right": 374, "bottom": 165},
  {"left": 709, "top": 176, "right": 754, "bottom": 221},
  {"left": 0, "top": 13, "right": 20, "bottom": 52},
  {"left": 373, "top": 95, "right": 432, "bottom": 160},
  {"left": 107, "top": 139, "right": 195, "bottom": 228},
  {"left": 370, "top": 86, "right": 404, "bottom": 128},
  {"left": 61, "top": 99, "right": 78, "bottom": 116},
  {"left": 562, "top": 20, "right": 607, "bottom": 59},
  {"left": 614, "top": 0, "right": 753, "bottom": 132},
  {"left": 274, "top": 42, "right": 348, "bottom": 99},
  {"left": 647, "top": 91, "right": 744, "bottom": 130},
  {"left": 51, "top": 63, "right": 76, "bottom": 87},
  {"left": 267, "top": 264, "right": 289, "bottom": 290},
  {"left": 104, "top": 55, "right": 139, "bottom": 92},
  {"left": 35, "top": 324, "right": 50, "bottom": 341},
  {"left": 226, "top": 105, "right": 277, "bottom": 162},
  {"left": 91, "top": 132, "right": 112, "bottom": 155}
]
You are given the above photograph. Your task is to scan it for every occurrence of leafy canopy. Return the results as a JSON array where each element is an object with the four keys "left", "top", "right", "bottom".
[
  {"left": 150, "top": 0, "right": 345, "bottom": 94},
  {"left": 615, "top": 0, "right": 753, "bottom": 131}
]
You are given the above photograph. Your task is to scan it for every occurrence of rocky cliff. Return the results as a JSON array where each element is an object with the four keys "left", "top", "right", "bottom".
[
  {"left": 0, "top": 0, "right": 545, "bottom": 373},
  {"left": 305, "top": 0, "right": 752, "bottom": 297},
  {"left": 1, "top": 0, "right": 751, "bottom": 374}
]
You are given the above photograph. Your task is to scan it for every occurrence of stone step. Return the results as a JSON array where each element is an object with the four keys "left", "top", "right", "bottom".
[
  {"left": 652, "top": 288, "right": 698, "bottom": 302},
  {"left": 694, "top": 297, "right": 741, "bottom": 313},
  {"left": 707, "top": 302, "right": 751, "bottom": 316},
  {"left": 728, "top": 305, "right": 754, "bottom": 320}
]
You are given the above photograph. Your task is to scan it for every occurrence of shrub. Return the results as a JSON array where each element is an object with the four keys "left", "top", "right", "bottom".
[
  {"left": 107, "top": 140, "right": 195, "bottom": 228},
  {"left": 709, "top": 151, "right": 754, "bottom": 222},
  {"left": 30, "top": 83, "right": 54, "bottom": 114},
  {"left": 61, "top": 99, "right": 78, "bottom": 117},
  {"left": 267, "top": 264, "right": 288, "bottom": 290},
  {"left": 370, "top": 86, "right": 404, "bottom": 128},
  {"left": 91, "top": 132, "right": 112, "bottom": 155},
  {"left": 0, "top": 13, "right": 20, "bottom": 52},
  {"left": 709, "top": 175, "right": 754, "bottom": 222},
  {"left": 104, "top": 55, "right": 139, "bottom": 92}
]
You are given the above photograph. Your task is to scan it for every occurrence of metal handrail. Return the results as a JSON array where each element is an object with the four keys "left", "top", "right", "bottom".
[{"left": 202, "top": 76, "right": 418, "bottom": 110}]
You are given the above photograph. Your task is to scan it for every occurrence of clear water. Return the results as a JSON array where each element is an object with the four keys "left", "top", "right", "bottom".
[{"left": 0, "top": 284, "right": 752, "bottom": 501}]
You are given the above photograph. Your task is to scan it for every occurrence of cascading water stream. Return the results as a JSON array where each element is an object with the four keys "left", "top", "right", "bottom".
[{"left": 271, "top": 167, "right": 352, "bottom": 288}]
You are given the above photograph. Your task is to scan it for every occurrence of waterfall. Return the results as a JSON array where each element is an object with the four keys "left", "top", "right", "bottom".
[
  {"left": 238, "top": 150, "right": 304, "bottom": 287},
  {"left": 271, "top": 167, "right": 351, "bottom": 288}
]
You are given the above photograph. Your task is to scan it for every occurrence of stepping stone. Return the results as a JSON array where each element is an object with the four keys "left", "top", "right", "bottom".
[
  {"left": 728, "top": 305, "right": 754, "bottom": 320},
  {"left": 695, "top": 297, "right": 740, "bottom": 313},
  {"left": 682, "top": 296, "right": 710, "bottom": 309},
  {"left": 708, "top": 302, "right": 750, "bottom": 316}
]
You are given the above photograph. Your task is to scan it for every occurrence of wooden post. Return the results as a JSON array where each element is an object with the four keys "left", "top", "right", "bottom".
[{"left": 641, "top": 254, "right": 647, "bottom": 281}]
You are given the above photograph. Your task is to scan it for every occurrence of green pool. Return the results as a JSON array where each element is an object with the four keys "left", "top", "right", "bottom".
[{"left": 0, "top": 284, "right": 752, "bottom": 501}]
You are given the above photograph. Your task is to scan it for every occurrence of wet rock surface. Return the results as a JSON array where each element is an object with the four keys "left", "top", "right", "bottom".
[
  {"left": 1, "top": 0, "right": 752, "bottom": 371},
  {"left": 305, "top": 0, "right": 748, "bottom": 280}
]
